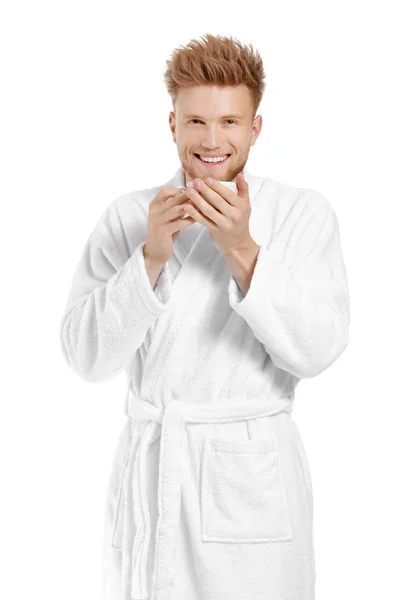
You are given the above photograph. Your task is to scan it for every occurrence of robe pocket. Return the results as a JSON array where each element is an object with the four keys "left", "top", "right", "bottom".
[{"left": 200, "top": 436, "right": 292, "bottom": 542}]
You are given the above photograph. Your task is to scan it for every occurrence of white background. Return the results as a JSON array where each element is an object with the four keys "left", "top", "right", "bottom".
[{"left": 1, "top": 1, "right": 399, "bottom": 599}]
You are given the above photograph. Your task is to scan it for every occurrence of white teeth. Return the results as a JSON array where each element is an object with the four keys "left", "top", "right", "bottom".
[{"left": 199, "top": 155, "right": 228, "bottom": 163}]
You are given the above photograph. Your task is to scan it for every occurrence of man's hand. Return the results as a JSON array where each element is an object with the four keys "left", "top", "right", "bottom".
[
  {"left": 145, "top": 186, "right": 196, "bottom": 265},
  {"left": 182, "top": 172, "right": 255, "bottom": 254}
]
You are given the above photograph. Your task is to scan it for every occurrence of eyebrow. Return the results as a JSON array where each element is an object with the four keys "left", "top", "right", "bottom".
[{"left": 183, "top": 114, "right": 243, "bottom": 120}]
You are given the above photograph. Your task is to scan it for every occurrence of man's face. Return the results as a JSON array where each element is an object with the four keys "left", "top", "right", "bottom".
[{"left": 169, "top": 84, "right": 262, "bottom": 185}]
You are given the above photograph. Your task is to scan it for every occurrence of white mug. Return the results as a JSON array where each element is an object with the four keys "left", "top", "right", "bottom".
[{"left": 186, "top": 180, "right": 237, "bottom": 193}]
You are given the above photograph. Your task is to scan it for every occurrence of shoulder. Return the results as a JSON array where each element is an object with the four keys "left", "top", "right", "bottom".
[
  {"left": 112, "top": 186, "right": 154, "bottom": 218},
  {"left": 259, "top": 175, "right": 332, "bottom": 212},
  {"left": 250, "top": 175, "right": 338, "bottom": 249},
  {"left": 88, "top": 186, "right": 159, "bottom": 265},
  {"left": 98, "top": 184, "right": 159, "bottom": 229},
  {"left": 263, "top": 176, "right": 337, "bottom": 228}
]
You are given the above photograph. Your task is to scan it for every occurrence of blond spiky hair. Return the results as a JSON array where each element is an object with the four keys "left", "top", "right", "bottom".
[{"left": 164, "top": 33, "right": 266, "bottom": 119}]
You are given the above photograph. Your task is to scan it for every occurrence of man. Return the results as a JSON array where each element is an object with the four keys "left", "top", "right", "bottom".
[{"left": 60, "top": 33, "right": 350, "bottom": 600}]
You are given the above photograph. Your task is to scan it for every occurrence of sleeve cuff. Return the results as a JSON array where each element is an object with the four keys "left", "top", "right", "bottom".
[
  {"left": 228, "top": 245, "right": 284, "bottom": 315},
  {"left": 130, "top": 241, "right": 173, "bottom": 313}
]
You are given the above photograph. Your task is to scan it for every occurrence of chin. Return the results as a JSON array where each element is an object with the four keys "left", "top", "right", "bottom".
[{"left": 193, "top": 157, "right": 235, "bottom": 178}]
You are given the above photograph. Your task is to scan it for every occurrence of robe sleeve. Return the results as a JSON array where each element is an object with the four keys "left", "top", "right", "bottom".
[
  {"left": 228, "top": 190, "right": 350, "bottom": 379},
  {"left": 59, "top": 199, "right": 173, "bottom": 383}
]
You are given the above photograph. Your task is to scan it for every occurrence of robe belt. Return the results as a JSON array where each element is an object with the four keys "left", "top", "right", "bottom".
[{"left": 124, "top": 391, "right": 291, "bottom": 600}]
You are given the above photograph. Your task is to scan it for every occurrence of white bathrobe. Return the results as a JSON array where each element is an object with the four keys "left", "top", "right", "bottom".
[{"left": 60, "top": 164, "right": 350, "bottom": 600}]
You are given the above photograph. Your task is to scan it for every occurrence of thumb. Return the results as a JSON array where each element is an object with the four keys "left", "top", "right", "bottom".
[{"left": 236, "top": 171, "right": 248, "bottom": 197}]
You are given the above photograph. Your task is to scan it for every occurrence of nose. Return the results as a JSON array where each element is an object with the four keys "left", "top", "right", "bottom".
[{"left": 200, "top": 125, "right": 224, "bottom": 151}]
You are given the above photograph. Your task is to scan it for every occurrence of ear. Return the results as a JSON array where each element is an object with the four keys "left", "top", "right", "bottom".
[{"left": 169, "top": 111, "right": 176, "bottom": 141}]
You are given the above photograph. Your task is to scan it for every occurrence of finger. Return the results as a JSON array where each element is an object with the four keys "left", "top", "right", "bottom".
[
  {"left": 159, "top": 191, "right": 193, "bottom": 215},
  {"left": 182, "top": 202, "right": 216, "bottom": 230},
  {"left": 153, "top": 187, "right": 185, "bottom": 209},
  {"left": 185, "top": 191, "right": 227, "bottom": 228},
  {"left": 159, "top": 203, "right": 187, "bottom": 224},
  {"left": 160, "top": 186, "right": 185, "bottom": 199},
  {"left": 189, "top": 183, "right": 238, "bottom": 224},
  {"left": 235, "top": 171, "right": 248, "bottom": 199},
  {"left": 166, "top": 215, "right": 196, "bottom": 234}
]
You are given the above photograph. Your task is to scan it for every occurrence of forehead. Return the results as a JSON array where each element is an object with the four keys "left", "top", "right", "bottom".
[{"left": 176, "top": 84, "right": 252, "bottom": 118}]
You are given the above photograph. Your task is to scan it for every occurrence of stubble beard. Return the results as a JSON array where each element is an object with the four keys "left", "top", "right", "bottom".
[{"left": 180, "top": 150, "right": 250, "bottom": 185}]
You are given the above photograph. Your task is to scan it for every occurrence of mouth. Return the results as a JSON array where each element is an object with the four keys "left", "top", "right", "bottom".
[{"left": 194, "top": 153, "right": 231, "bottom": 167}]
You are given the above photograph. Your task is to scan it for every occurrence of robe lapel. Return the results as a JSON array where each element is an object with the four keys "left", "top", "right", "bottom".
[{"left": 139, "top": 164, "right": 264, "bottom": 406}]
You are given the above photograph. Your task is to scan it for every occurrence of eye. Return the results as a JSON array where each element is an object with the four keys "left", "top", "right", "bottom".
[{"left": 189, "top": 119, "right": 236, "bottom": 125}]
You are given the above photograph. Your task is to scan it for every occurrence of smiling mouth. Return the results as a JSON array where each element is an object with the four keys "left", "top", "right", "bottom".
[{"left": 194, "top": 154, "right": 231, "bottom": 166}]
